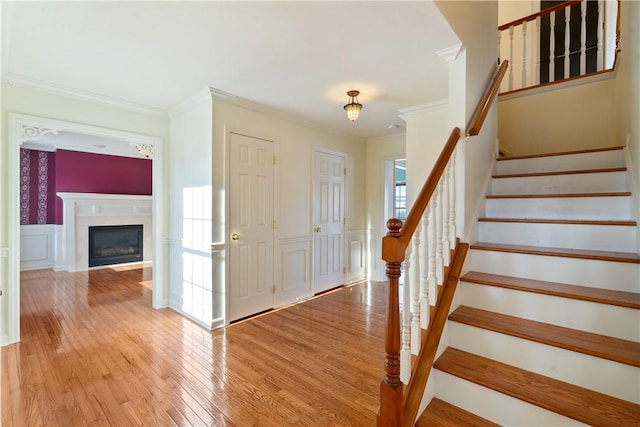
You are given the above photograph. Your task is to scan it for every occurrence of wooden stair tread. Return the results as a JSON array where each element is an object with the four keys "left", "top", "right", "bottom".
[
  {"left": 434, "top": 347, "right": 640, "bottom": 427},
  {"left": 416, "top": 398, "right": 499, "bottom": 427},
  {"left": 478, "top": 217, "right": 637, "bottom": 226},
  {"left": 449, "top": 306, "right": 640, "bottom": 366},
  {"left": 486, "top": 191, "right": 631, "bottom": 199},
  {"left": 497, "top": 146, "right": 624, "bottom": 161},
  {"left": 493, "top": 167, "right": 627, "bottom": 179},
  {"left": 461, "top": 271, "right": 640, "bottom": 309},
  {"left": 470, "top": 242, "right": 640, "bottom": 264}
]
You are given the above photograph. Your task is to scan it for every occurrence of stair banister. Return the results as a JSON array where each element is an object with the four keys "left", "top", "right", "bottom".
[
  {"left": 378, "top": 127, "right": 461, "bottom": 427},
  {"left": 497, "top": 0, "right": 619, "bottom": 93},
  {"left": 379, "top": 58, "right": 509, "bottom": 426}
]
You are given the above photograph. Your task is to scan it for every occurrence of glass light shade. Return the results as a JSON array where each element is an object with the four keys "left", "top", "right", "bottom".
[{"left": 344, "top": 102, "right": 362, "bottom": 122}]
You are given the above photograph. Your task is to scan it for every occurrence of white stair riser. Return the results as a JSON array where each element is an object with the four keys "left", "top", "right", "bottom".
[
  {"left": 485, "top": 195, "right": 632, "bottom": 220},
  {"left": 496, "top": 150, "right": 625, "bottom": 175},
  {"left": 468, "top": 249, "right": 640, "bottom": 292},
  {"left": 491, "top": 171, "right": 628, "bottom": 195},
  {"left": 459, "top": 282, "right": 640, "bottom": 341},
  {"left": 449, "top": 323, "right": 640, "bottom": 402},
  {"left": 434, "top": 370, "right": 589, "bottom": 426},
  {"left": 478, "top": 221, "right": 637, "bottom": 252}
]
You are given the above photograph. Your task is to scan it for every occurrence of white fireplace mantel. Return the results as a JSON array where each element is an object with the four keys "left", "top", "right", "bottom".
[{"left": 57, "top": 192, "right": 152, "bottom": 271}]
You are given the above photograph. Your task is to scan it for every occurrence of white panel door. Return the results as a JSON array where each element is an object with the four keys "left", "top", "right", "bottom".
[
  {"left": 229, "top": 133, "right": 274, "bottom": 322},
  {"left": 313, "top": 151, "right": 345, "bottom": 294}
]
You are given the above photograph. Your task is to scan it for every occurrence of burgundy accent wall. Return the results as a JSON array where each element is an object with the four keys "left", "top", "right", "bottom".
[{"left": 54, "top": 150, "right": 152, "bottom": 224}]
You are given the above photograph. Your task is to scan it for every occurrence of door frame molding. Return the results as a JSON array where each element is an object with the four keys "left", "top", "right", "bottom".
[
  {"left": 224, "top": 127, "right": 278, "bottom": 324},
  {"left": 4, "top": 112, "right": 166, "bottom": 346},
  {"left": 311, "top": 147, "right": 347, "bottom": 293}
]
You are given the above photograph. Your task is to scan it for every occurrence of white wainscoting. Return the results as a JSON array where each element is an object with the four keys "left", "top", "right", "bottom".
[
  {"left": 368, "top": 228, "right": 386, "bottom": 282},
  {"left": 346, "top": 229, "right": 367, "bottom": 284},
  {"left": 54, "top": 225, "right": 65, "bottom": 271},
  {"left": 277, "top": 236, "right": 312, "bottom": 307},
  {"left": 20, "top": 224, "right": 56, "bottom": 271},
  {"left": 168, "top": 237, "right": 215, "bottom": 330}
]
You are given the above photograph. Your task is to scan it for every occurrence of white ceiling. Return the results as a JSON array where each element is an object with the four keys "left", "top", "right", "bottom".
[{"left": 2, "top": 1, "right": 460, "bottom": 144}]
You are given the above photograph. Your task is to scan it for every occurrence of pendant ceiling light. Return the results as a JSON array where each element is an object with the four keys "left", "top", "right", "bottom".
[{"left": 343, "top": 90, "right": 362, "bottom": 122}]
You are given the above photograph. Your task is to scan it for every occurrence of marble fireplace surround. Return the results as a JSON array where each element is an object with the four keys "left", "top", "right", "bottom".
[{"left": 57, "top": 192, "right": 152, "bottom": 271}]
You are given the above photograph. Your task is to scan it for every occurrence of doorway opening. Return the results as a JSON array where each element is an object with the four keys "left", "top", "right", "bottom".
[{"left": 4, "top": 113, "right": 165, "bottom": 346}]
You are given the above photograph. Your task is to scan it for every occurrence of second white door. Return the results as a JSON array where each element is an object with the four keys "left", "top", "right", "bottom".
[{"left": 313, "top": 150, "right": 345, "bottom": 294}]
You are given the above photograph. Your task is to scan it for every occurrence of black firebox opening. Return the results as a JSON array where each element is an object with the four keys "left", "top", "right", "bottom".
[{"left": 89, "top": 224, "right": 143, "bottom": 267}]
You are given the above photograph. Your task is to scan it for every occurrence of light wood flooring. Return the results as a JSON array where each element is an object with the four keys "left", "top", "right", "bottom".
[{"left": 2, "top": 266, "right": 386, "bottom": 426}]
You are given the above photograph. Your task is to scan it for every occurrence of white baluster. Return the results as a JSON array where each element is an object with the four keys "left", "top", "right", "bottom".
[
  {"left": 597, "top": 0, "right": 604, "bottom": 71},
  {"left": 564, "top": 4, "right": 571, "bottom": 79},
  {"left": 441, "top": 172, "right": 450, "bottom": 267},
  {"left": 411, "top": 221, "right": 421, "bottom": 355},
  {"left": 580, "top": 0, "right": 587, "bottom": 75},
  {"left": 448, "top": 152, "right": 457, "bottom": 250},
  {"left": 550, "top": 11, "right": 556, "bottom": 82},
  {"left": 428, "top": 201, "right": 437, "bottom": 307},
  {"left": 400, "top": 242, "right": 411, "bottom": 385},
  {"left": 435, "top": 181, "right": 444, "bottom": 286},
  {"left": 508, "top": 25, "right": 514, "bottom": 91},
  {"left": 420, "top": 210, "right": 430, "bottom": 329},
  {"left": 521, "top": 20, "right": 528, "bottom": 88},
  {"left": 535, "top": 16, "right": 541, "bottom": 85}
]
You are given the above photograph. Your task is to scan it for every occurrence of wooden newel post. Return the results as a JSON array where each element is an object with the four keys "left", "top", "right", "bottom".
[{"left": 378, "top": 218, "right": 405, "bottom": 427}]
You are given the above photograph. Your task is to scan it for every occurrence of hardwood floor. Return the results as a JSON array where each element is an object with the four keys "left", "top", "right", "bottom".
[{"left": 2, "top": 266, "right": 386, "bottom": 426}]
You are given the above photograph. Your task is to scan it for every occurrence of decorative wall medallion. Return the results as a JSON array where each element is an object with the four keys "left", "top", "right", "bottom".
[
  {"left": 133, "top": 143, "right": 153, "bottom": 158},
  {"left": 21, "top": 126, "right": 59, "bottom": 143}
]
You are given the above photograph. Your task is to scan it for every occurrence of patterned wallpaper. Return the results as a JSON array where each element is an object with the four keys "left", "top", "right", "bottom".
[{"left": 20, "top": 149, "right": 55, "bottom": 225}]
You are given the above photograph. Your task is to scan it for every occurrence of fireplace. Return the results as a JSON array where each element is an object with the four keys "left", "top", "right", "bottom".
[{"left": 89, "top": 225, "right": 143, "bottom": 267}]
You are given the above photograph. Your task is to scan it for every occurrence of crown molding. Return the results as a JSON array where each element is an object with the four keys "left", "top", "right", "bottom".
[
  {"left": 167, "top": 87, "right": 213, "bottom": 117},
  {"left": 366, "top": 133, "right": 406, "bottom": 145},
  {"left": 398, "top": 99, "right": 448, "bottom": 119},
  {"left": 208, "top": 87, "right": 365, "bottom": 142},
  {"left": 2, "top": 72, "right": 167, "bottom": 116},
  {"left": 436, "top": 43, "right": 464, "bottom": 63}
]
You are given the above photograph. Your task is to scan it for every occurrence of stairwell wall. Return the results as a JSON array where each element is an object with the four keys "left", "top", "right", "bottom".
[
  {"left": 614, "top": 0, "right": 640, "bottom": 229},
  {"left": 435, "top": 0, "right": 499, "bottom": 243}
]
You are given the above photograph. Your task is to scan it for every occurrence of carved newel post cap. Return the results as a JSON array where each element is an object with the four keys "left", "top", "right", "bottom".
[{"left": 386, "top": 218, "right": 402, "bottom": 236}]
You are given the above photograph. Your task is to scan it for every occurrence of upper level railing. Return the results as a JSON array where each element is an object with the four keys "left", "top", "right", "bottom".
[
  {"left": 377, "top": 59, "right": 508, "bottom": 426},
  {"left": 498, "top": 0, "right": 619, "bottom": 93}
]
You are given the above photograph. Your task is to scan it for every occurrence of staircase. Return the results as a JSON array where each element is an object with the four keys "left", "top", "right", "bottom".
[{"left": 418, "top": 146, "right": 640, "bottom": 426}]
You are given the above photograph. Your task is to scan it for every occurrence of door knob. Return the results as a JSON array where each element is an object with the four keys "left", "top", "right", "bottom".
[
  {"left": 314, "top": 227, "right": 321, "bottom": 233},
  {"left": 231, "top": 233, "right": 240, "bottom": 241}
]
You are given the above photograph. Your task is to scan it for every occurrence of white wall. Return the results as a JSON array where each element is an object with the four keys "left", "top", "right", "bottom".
[
  {"left": 436, "top": 0, "right": 500, "bottom": 242},
  {"left": 0, "top": 83, "right": 169, "bottom": 345},
  {"left": 168, "top": 90, "right": 215, "bottom": 328},
  {"left": 365, "top": 133, "right": 406, "bottom": 281},
  {"left": 403, "top": 104, "right": 450, "bottom": 208},
  {"left": 615, "top": 0, "right": 640, "bottom": 254},
  {"left": 210, "top": 92, "right": 366, "bottom": 322}
]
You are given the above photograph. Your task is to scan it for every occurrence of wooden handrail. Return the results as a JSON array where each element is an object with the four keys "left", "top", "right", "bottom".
[
  {"left": 466, "top": 60, "right": 509, "bottom": 138},
  {"left": 498, "top": 0, "right": 581, "bottom": 31}
]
